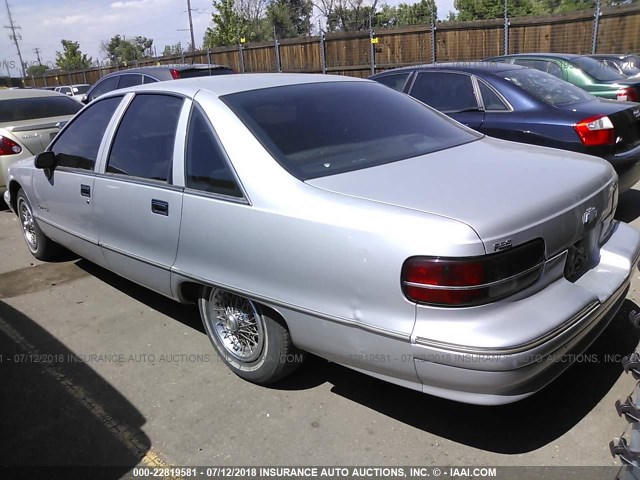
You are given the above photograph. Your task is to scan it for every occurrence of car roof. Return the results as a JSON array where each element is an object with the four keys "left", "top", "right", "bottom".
[
  {"left": 376, "top": 62, "right": 526, "bottom": 75},
  {"left": 0, "top": 88, "right": 71, "bottom": 100},
  {"left": 101, "top": 73, "right": 364, "bottom": 98}
]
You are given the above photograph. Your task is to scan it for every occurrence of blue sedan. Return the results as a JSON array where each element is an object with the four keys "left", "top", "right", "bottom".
[{"left": 371, "top": 63, "right": 640, "bottom": 192}]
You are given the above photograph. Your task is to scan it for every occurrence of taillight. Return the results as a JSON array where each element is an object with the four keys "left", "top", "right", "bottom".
[
  {"left": 574, "top": 114, "right": 615, "bottom": 146},
  {"left": 617, "top": 87, "right": 638, "bottom": 102},
  {"left": 169, "top": 69, "right": 181, "bottom": 79},
  {"left": 401, "top": 239, "right": 545, "bottom": 307},
  {"left": 0, "top": 136, "right": 22, "bottom": 155}
]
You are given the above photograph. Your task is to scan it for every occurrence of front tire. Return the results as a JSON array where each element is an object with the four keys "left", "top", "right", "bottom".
[
  {"left": 16, "top": 189, "right": 62, "bottom": 261},
  {"left": 199, "top": 288, "right": 303, "bottom": 384}
]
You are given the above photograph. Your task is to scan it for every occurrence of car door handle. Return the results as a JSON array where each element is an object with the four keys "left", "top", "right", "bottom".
[
  {"left": 80, "top": 184, "right": 91, "bottom": 197},
  {"left": 151, "top": 199, "right": 169, "bottom": 216}
]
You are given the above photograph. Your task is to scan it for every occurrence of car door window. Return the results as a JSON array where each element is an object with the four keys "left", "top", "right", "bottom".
[
  {"left": 185, "top": 105, "right": 243, "bottom": 198},
  {"left": 50, "top": 96, "right": 123, "bottom": 170},
  {"left": 410, "top": 72, "right": 479, "bottom": 112},
  {"left": 143, "top": 75, "right": 159, "bottom": 84},
  {"left": 546, "top": 62, "right": 563, "bottom": 79},
  {"left": 477, "top": 81, "right": 508, "bottom": 111},
  {"left": 375, "top": 73, "right": 411, "bottom": 92},
  {"left": 107, "top": 94, "right": 183, "bottom": 182},
  {"left": 89, "top": 76, "right": 119, "bottom": 101},
  {"left": 117, "top": 74, "right": 143, "bottom": 89}
]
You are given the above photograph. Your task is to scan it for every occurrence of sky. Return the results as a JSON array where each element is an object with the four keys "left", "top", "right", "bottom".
[{"left": 0, "top": 0, "right": 456, "bottom": 77}]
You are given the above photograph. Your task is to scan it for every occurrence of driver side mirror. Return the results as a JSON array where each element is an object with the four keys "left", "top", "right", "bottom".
[{"left": 35, "top": 151, "right": 56, "bottom": 179}]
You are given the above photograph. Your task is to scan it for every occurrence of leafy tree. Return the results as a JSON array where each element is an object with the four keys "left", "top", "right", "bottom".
[
  {"left": 268, "top": 0, "right": 313, "bottom": 38},
  {"left": 55, "top": 40, "right": 92, "bottom": 71},
  {"left": 163, "top": 42, "right": 183, "bottom": 56},
  {"left": 26, "top": 64, "right": 47, "bottom": 76},
  {"left": 396, "top": 0, "right": 436, "bottom": 25},
  {"left": 204, "top": 0, "right": 245, "bottom": 47},
  {"left": 102, "top": 35, "right": 154, "bottom": 64}
]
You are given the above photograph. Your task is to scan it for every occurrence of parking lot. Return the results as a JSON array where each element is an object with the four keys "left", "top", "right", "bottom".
[{"left": 2, "top": 185, "right": 640, "bottom": 474}]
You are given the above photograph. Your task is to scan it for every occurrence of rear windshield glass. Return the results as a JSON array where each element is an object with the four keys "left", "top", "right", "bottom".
[
  {"left": 179, "top": 67, "right": 233, "bottom": 78},
  {"left": 501, "top": 68, "right": 594, "bottom": 106},
  {"left": 222, "top": 82, "right": 481, "bottom": 180},
  {"left": 0, "top": 96, "right": 82, "bottom": 122},
  {"left": 572, "top": 56, "right": 626, "bottom": 81},
  {"left": 73, "top": 85, "right": 90, "bottom": 94}
]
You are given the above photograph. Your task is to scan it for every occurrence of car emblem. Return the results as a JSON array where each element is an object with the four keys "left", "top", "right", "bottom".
[
  {"left": 582, "top": 207, "right": 598, "bottom": 226},
  {"left": 633, "top": 109, "right": 640, "bottom": 118},
  {"left": 493, "top": 239, "right": 512, "bottom": 252}
]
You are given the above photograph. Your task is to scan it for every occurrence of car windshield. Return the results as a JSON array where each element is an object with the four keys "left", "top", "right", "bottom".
[
  {"left": 572, "top": 56, "right": 626, "bottom": 81},
  {"left": 501, "top": 68, "right": 594, "bottom": 106},
  {"left": 222, "top": 82, "right": 481, "bottom": 180},
  {"left": 0, "top": 96, "right": 82, "bottom": 122},
  {"left": 72, "top": 85, "right": 90, "bottom": 94}
]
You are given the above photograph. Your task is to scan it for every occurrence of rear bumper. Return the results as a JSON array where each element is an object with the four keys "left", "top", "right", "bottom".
[{"left": 411, "top": 221, "right": 640, "bottom": 404}]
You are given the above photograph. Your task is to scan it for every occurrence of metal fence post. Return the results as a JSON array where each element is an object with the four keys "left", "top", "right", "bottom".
[
  {"left": 207, "top": 48, "right": 212, "bottom": 69},
  {"left": 592, "top": 0, "right": 602, "bottom": 54},
  {"left": 430, "top": 7, "right": 436, "bottom": 64},
  {"left": 504, "top": 0, "right": 509, "bottom": 55},
  {"left": 82, "top": 70, "right": 87, "bottom": 84},
  {"left": 274, "top": 26, "right": 282, "bottom": 73},
  {"left": 320, "top": 28, "right": 327, "bottom": 74},
  {"left": 369, "top": 12, "right": 376, "bottom": 75},
  {"left": 238, "top": 42, "right": 245, "bottom": 73},
  {"left": 42, "top": 74, "right": 47, "bottom": 87}
]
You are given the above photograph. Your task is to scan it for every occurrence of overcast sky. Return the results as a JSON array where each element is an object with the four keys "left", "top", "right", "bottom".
[{"left": 0, "top": 0, "right": 456, "bottom": 77}]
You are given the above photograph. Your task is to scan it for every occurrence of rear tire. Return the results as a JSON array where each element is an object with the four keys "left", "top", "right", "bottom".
[
  {"left": 199, "top": 288, "right": 304, "bottom": 384},
  {"left": 16, "top": 189, "right": 63, "bottom": 261}
]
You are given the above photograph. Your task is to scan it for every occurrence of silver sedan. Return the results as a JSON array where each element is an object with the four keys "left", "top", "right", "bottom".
[{"left": 5, "top": 74, "right": 640, "bottom": 405}]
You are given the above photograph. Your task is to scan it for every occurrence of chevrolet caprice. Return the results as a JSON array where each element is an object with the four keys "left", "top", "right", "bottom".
[{"left": 5, "top": 74, "right": 640, "bottom": 405}]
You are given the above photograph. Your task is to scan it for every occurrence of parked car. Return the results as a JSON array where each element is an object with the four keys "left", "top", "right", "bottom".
[
  {"left": 586, "top": 54, "right": 640, "bottom": 78},
  {"left": 5, "top": 74, "right": 640, "bottom": 405},
  {"left": 82, "top": 64, "right": 234, "bottom": 104},
  {"left": 0, "top": 88, "right": 81, "bottom": 195},
  {"left": 486, "top": 53, "right": 640, "bottom": 101},
  {"left": 55, "top": 84, "right": 91, "bottom": 102},
  {"left": 371, "top": 63, "right": 640, "bottom": 192}
]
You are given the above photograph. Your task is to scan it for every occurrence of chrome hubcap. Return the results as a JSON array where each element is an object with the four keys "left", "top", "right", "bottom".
[
  {"left": 19, "top": 200, "right": 38, "bottom": 252},
  {"left": 207, "top": 290, "right": 264, "bottom": 362}
]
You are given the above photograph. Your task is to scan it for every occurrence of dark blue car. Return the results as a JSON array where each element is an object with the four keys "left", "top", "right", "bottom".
[{"left": 370, "top": 62, "right": 640, "bottom": 192}]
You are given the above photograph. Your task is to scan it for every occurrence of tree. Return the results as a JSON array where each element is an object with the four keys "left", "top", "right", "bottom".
[
  {"left": 268, "top": 0, "right": 313, "bottom": 38},
  {"left": 102, "top": 34, "right": 154, "bottom": 65},
  {"left": 55, "top": 40, "right": 92, "bottom": 71},
  {"left": 203, "top": 0, "right": 244, "bottom": 47},
  {"left": 26, "top": 64, "right": 47, "bottom": 76},
  {"left": 163, "top": 42, "right": 183, "bottom": 56}
]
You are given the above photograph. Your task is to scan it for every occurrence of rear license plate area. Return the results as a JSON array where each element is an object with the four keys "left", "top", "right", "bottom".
[{"left": 564, "top": 238, "right": 590, "bottom": 282}]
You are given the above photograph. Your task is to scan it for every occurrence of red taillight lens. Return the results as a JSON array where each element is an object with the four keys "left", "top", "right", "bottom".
[
  {"left": 574, "top": 114, "right": 615, "bottom": 146},
  {"left": 0, "top": 136, "right": 22, "bottom": 155},
  {"left": 401, "top": 240, "right": 545, "bottom": 307},
  {"left": 617, "top": 87, "right": 639, "bottom": 102},
  {"left": 169, "top": 69, "right": 181, "bottom": 79}
]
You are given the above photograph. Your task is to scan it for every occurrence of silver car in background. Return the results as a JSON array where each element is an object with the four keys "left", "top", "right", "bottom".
[
  {"left": 0, "top": 89, "right": 81, "bottom": 194},
  {"left": 5, "top": 74, "right": 640, "bottom": 405}
]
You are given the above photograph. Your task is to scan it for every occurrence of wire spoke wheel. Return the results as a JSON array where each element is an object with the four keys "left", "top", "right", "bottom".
[
  {"left": 206, "top": 289, "right": 265, "bottom": 363},
  {"left": 18, "top": 197, "right": 38, "bottom": 253}
]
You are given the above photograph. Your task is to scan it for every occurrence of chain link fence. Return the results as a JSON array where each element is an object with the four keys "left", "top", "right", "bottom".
[{"left": 25, "top": 2, "right": 640, "bottom": 87}]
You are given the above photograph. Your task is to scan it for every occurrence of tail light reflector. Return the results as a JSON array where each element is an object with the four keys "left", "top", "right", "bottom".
[
  {"left": 574, "top": 114, "right": 615, "bottom": 146},
  {"left": 401, "top": 239, "right": 545, "bottom": 307},
  {"left": 617, "top": 87, "right": 638, "bottom": 102},
  {"left": 0, "top": 136, "right": 22, "bottom": 155}
]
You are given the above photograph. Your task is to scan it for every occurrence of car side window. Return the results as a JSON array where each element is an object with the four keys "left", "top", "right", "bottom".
[
  {"left": 107, "top": 94, "right": 183, "bottom": 182},
  {"left": 89, "top": 76, "right": 119, "bottom": 102},
  {"left": 143, "top": 75, "right": 159, "bottom": 84},
  {"left": 375, "top": 73, "right": 411, "bottom": 92},
  {"left": 185, "top": 105, "right": 243, "bottom": 198},
  {"left": 477, "top": 81, "right": 508, "bottom": 111},
  {"left": 410, "top": 72, "right": 479, "bottom": 112},
  {"left": 50, "top": 96, "right": 123, "bottom": 170},
  {"left": 546, "top": 62, "right": 563, "bottom": 79},
  {"left": 118, "top": 74, "right": 143, "bottom": 89}
]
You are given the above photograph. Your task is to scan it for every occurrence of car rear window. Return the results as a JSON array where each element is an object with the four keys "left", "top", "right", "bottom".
[
  {"left": 179, "top": 67, "right": 233, "bottom": 78},
  {"left": 572, "top": 56, "right": 626, "bottom": 82},
  {"left": 222, "top": 81, "right": 481, "bottom": 180},
  {"left": 501, "top": 68, "right": 594, "bottom": 106},
  {"left": 0, "top": 96, "right": 82, "bottom": 122}
]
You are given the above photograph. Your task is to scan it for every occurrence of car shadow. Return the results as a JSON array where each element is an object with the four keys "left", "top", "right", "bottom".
[
  {"left": 616, "top": 189, "right": 640, "bottom": 223},
  {"left": 279, "top": 299, "right": 640, "bottom": 454},
  {"left": 72, "top": 258, "right": 639, "bottom": 454},
  {"left": 0, "top": 300, "right": 150, "bottom": 476}
]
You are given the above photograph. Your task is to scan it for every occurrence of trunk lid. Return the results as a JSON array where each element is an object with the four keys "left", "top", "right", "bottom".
[
  {"left": 306, "top": 137, "right": 616, "bottom": 257},
  {"left": 2, "top": 115, "right": 72, "bottom": 154}
]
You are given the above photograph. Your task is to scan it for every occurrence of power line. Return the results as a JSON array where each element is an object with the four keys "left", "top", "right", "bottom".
[{"left": 4, "top": 0, "right": 25, "bottom": 78}]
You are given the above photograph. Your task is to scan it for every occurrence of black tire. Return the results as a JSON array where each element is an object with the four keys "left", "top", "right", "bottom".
[
  {"left": 16, "top": 189, "right": 63, "bottom": 261},
  {"left": 199, "top": 288, "right": 304, "bottom": 384}
]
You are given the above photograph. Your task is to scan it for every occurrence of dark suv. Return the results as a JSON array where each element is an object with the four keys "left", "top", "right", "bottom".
[{"left": 83, "top": 64, "right": 234, "bottom": 103}]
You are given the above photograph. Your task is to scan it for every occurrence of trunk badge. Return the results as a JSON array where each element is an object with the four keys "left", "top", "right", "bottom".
[
  {"left": 633, "top": 109, "right": 640, "bottom": 118},
  {"left": 582, "top": 207, "right": 598, "bottom": 226}
]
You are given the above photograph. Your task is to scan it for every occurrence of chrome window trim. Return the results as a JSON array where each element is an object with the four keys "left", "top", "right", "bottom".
[
  {"left": 183, "top": 187, "right": 250, "bottom": 206},
  {"left": 92, "top": 172, "right": 184, "bottom": 192}
]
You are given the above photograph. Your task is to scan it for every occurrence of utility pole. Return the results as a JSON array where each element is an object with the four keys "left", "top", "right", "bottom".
[
  {"left": 186, "top": 0, "right": 196, "bottom": 52},
  {"left": 33, "top": 47, "right": 42, "bottom": 65},
  {"left": 4, "top": 0, "right": 26, "bottom": 78}
]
